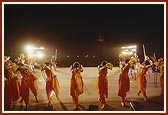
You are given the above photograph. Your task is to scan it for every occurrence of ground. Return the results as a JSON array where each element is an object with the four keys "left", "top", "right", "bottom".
[{"left": 3, "top": 67, "right": 165, "bottom": 113}]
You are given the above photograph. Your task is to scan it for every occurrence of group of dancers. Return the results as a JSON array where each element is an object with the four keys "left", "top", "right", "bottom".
[{"left": 4, "top": 54, "right": 164, "bottom": 111}]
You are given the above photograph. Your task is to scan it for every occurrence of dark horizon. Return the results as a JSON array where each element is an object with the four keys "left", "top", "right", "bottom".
[{"left": 4, "top": 3, "right": 165, "bottom": 66}]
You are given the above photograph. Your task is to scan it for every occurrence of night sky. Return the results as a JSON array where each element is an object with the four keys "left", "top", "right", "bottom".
[{"left": 4, "top": 3, "right": 164, "bottom": 66}]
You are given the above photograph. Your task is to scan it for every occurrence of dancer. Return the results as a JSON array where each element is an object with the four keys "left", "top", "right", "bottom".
[
  {"left": 118, "top": 59, "right": 135, "bottom": 106},
  {"left": 97, "top": 61, "right": 113, "bottom": 109},
  {"left": 4, "top": 63, "right": 21, "bottom": 110},
  {"left": 136, "top": 60, "right": 152, "bottom": 101},
  {"left": 154, "top": 58, "right": 164, "bottom": 97},
  {"left": 70, "top": 62, "right": 84, "bottom": 110},
  {"left": 41, "top": 63, "right": 61, "bottom": 107},
  {"left": 17, "top": 65, "right": 39, "bottom": 110}
]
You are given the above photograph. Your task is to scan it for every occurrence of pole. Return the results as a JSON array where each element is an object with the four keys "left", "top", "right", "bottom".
[
  {"left": 154, "top": 52, "right": 157, "bottom": 61},
  {"left": 55, "top": 49, "right": 57, "bottom": 61},
  {"left": 130, "top": 102, "right": 136, "bottom": 111},
  {"left": 142, "top": 44, "right": 146, "bottom": 59}
]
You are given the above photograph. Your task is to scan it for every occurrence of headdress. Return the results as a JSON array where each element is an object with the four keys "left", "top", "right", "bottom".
[{"left": 106, "top": 62, "right": 113, "bottom": 70}]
